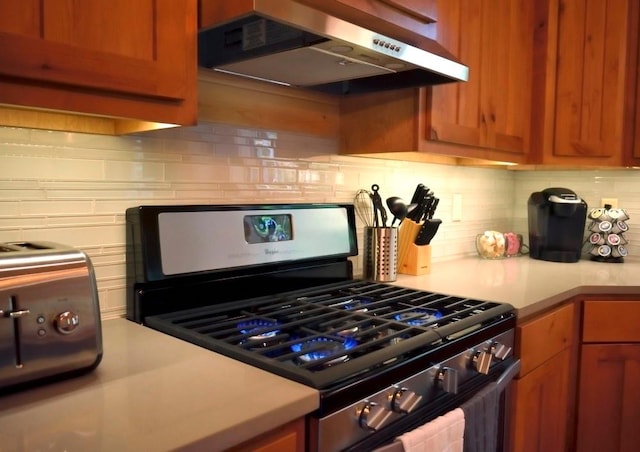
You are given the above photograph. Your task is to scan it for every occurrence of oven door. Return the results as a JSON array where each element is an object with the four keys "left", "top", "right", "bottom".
[{"left": 345, "top": 359, "right": 521, "bottom": 452}]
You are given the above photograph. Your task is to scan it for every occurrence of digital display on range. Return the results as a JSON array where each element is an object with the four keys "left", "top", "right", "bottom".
[{"left": 243, "top": 214, "right": 293, "bottom": 243}]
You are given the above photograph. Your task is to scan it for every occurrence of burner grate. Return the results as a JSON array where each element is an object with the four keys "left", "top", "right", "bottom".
[{"left": 145, "top": 280, "right": 513, "bottom": 388}]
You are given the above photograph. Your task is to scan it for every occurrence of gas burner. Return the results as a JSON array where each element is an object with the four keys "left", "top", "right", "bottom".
[
  {"left": 394, "top": 309, "right": 442, "bottom": 327},
  {"left": 330, "top": 296, "right": 373, "bottom": 312},
  {"left": 237, "top": 319, "right": 281, "bottom": 347},
  {"left": 291, "top": 336, "right": 357, "bottom": 366}
]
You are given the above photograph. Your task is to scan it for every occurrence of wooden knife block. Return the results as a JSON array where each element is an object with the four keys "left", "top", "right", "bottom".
[
  {"left": 397, "top": 220, "right": 431, "bottom": 275},
  {"left": 399, "top": 243, "right": 431, "bottom": 275}
]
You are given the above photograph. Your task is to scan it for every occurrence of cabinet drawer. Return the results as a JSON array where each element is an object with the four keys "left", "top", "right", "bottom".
[
  {"left": 517, "top": 302, "right": 575, "bottom": 376},
  {"left": 583, "top": 300, "right": 640, "bottom": 343}
]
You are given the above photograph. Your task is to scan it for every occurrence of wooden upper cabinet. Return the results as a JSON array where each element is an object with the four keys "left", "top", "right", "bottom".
[
  {"left": 429, "top": 0, "right": 535, "bottom": 162},
  {"left": 340, "top": 0, "right": 536, "bottom": 164},
  {"left": 0, "top": 0, "right": 197, "bottom": 134},
  {"left": 532, "top": 0, "right": 639, "bottom": 166}
]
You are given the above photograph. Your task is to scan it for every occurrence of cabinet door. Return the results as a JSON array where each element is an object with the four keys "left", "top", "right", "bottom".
[
  {"left": 576, "top": 344, "right": 640, "bottom": 452},
  {"left": 538, "top": 0, "right": 637, "bottom": 166},
  {"left": 429, "top": 0, "right": 534, "bottom": 161},
  {"left": 509, "top": 348, "right": 571, "bottom": 452},
  {"left": 227, "top": 418, "right": 305, "bottom": 452},
  {"left": 0, "top": 0, "right": 197, "bottom": 130},
  {"left": 0, "top": 0, "right": 189, "bottom": 99}
]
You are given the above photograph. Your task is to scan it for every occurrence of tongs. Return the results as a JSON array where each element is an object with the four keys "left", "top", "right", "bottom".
[{"left": 371, "top": 184, "right": 387, "bottom": 227}]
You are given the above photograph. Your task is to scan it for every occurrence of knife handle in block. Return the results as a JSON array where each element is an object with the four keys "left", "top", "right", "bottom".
[
  {"left": 398, "top": 244, "right": 431, "bottom": 276},
  {"left": 397, "top": 220, "right": 422, "bottom": 268}
]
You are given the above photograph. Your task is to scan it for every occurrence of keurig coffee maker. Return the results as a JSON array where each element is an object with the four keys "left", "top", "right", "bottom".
[{"left": 528, "top": 187, "right": 588, "bottom": 262}]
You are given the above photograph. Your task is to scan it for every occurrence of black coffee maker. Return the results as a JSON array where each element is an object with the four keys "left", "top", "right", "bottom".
[{"left": 528, "top": 187, "right": 588, "bottom": 263}]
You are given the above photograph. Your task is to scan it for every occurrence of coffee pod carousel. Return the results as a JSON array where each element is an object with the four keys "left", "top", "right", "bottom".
[{"left": 585, "top": 206, "right": 630, "bottom": 263}]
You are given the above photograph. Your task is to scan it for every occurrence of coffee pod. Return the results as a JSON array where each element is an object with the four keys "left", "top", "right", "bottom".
[
  {"left": 589, "top": 232, "right": 605, "bottom": 245},
  {"left": 588, "top": 208, "right": 606, "bottom": 221},
  {"left": 606, "top": 233, "right": 622, "bottom": 246},
  {"left": 611, "top": 220, "right": 629, "bottom": 234},
  {"left": 598, "top": 221, "right": 613, "bottom": 233},
  {"left": 591, "top": 244, "right": 611, "bottom": 257},
  {"left": 611, "top": 245, "right": 628, "bottom": 258},
  {"left": 607, "top": 208, "right": 629, "bottom": 221}
]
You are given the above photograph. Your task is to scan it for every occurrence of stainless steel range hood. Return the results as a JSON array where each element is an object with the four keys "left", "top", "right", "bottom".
[{"left": 198, "top": 1, "right": 468, "bottom": 95}]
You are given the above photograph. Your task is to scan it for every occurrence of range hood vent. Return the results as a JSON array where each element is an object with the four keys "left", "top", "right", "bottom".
[{"left": 198, "top": 1, "right": 468, "bottom": 95}]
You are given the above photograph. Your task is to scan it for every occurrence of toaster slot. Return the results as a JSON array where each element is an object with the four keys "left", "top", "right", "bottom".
[
  {"left": 8, "top": 242, "right": 51, "bottom": 250},
  {"left": 0, "top": 244, "right": 23, "bottom": 252}
]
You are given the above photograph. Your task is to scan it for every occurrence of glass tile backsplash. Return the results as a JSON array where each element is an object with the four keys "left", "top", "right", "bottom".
[{"left": 0, "top": 123, "right": 636, "bottom": 318}]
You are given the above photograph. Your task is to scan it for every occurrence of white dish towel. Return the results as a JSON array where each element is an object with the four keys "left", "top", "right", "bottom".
[{"left": 396, "top": 407, "right": 465, "bottom": 452}]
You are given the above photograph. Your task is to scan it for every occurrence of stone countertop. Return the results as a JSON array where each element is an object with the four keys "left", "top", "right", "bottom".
[
  {"left": 393, "top": 255, "right": 640, "bottom": 319},
  {"left": 0, "top": 319, "right": 319, "bottom": 452},
  {"left": 2, "top": 256, "right": 639, "bottom": 452}
]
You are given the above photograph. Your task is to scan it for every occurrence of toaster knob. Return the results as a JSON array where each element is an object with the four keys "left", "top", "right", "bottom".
[{"left": 55, "top": 311, "right": 80, "bottom": 334}]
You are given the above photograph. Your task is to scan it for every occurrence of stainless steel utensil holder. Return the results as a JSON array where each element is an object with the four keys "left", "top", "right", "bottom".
[{"left": 364, "top": 227, "right": 398, "bottom": 282}]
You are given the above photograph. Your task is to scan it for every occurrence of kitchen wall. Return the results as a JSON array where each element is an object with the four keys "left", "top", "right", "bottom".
[{"left": 0, "top": 122, "right": 636, "bottom": 319}]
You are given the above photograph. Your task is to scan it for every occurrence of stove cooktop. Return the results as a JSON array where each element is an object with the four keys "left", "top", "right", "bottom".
[{"left": 145, "top": 280, "right": 514, "bottom": 390}]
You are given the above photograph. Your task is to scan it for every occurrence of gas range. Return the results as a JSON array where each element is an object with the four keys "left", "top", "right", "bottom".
[{"left": 126, "top": 203, "right": 516, "bottom": 451}]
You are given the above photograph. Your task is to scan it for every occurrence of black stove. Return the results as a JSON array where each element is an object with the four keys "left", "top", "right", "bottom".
[{"left": 126, "top": 203, "right": 516, "bottom": 452}]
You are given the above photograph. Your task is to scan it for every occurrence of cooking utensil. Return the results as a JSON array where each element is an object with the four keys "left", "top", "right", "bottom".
[
  {"left": 427, "top": 197, "right": 440, "bottom": 219},
  {"left": 414, "top": 219, "right": 442, "bottom": 245},
  {"left": 410, "top": 183, "right": 426, "bottom": 205},
  {"left": 354, "top": 189, "right": 374, "bottom": 227},
  {"left": 386, "top": 197, "right": 409, "bottom": 226},
  {"left": 411, "top": 188, "right": 432, "bottom": 222},
  {"left": 407, "top": 186, "right": 426, "bottom": 221},
  {"left": 371, "top": 184, "right": 387, "bottom": 227}
]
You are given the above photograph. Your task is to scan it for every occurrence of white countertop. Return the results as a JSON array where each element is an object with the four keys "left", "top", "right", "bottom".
[
  {"left": 2, "top": 256, "right": 638, "bottom": 452},
  {"left": 394, "top": 255, "right": 640, "bottom": 318},
  {"left": 0, "top": 319, "right": 318, "bottom": 452}
]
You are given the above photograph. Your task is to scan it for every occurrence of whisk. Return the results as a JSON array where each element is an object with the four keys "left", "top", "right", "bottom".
[{"left": 354, "top": 189, "right": 374, "bottom": 227}]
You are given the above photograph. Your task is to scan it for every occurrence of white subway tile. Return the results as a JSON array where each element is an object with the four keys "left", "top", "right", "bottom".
[{"left": 0, "top": 122, "right": 638, "bottom": 319}]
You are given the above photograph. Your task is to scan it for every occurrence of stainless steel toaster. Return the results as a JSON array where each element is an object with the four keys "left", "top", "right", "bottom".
[{"left": 0, "top": 241, "right": 102, "bottom": 392}]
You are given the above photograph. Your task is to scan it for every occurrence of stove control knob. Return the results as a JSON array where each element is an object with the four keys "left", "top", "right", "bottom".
[
  {"left": 389, "top": 386, "right": 421, "bottom": 414},
  {"left": 55, "top": 311, "right": 80, "bottom": 334},
  {"left": 357, "top": 401, "right": 388, "bottom": 432},
  {"left": 472, "top": 350, "right": 492, "bottom": 375},
  {"left": 490, "top": 341, "right": 512, "bottom": 361},
  {"left": 436, "top": 367, "right": 459, "bottom": 394}
]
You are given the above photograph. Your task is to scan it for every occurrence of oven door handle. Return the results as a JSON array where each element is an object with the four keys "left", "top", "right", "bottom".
[{"left": 495, "top": 359, "right": 520, "bottom": 393}]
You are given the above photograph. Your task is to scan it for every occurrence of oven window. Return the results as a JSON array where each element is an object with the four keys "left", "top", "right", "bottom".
[{"left": 243, "top": 214, "right": 293, "bottom": 243}]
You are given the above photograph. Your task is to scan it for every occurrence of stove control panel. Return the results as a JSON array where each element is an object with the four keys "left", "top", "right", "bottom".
[{"left": 317, "top": 329, "right": 515, "bottom": 452}]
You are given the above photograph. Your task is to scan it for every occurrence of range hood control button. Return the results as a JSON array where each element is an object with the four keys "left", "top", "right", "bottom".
[{"left": 55, "top": 311, "right": 79, "bottom": 334}]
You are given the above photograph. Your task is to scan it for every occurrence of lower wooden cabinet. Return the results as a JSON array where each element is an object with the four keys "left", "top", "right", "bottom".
[
  {"left": 575, "top": 299, "right": 640, "bottom": 452},
  {"left": 227, "top": 417, "right": 305, "bottom": 452},
  {"left": 509, "top": 348, "right": 571, "bottom": 452},
  {"left": 507, "top": 297, "right": 640, "bottom": 452},
  {"left": 576, "top": 344, "right": 640, "bottom": 452},
  {"left": 506, "top": 301, "right": 576, "bottom": 452}
]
